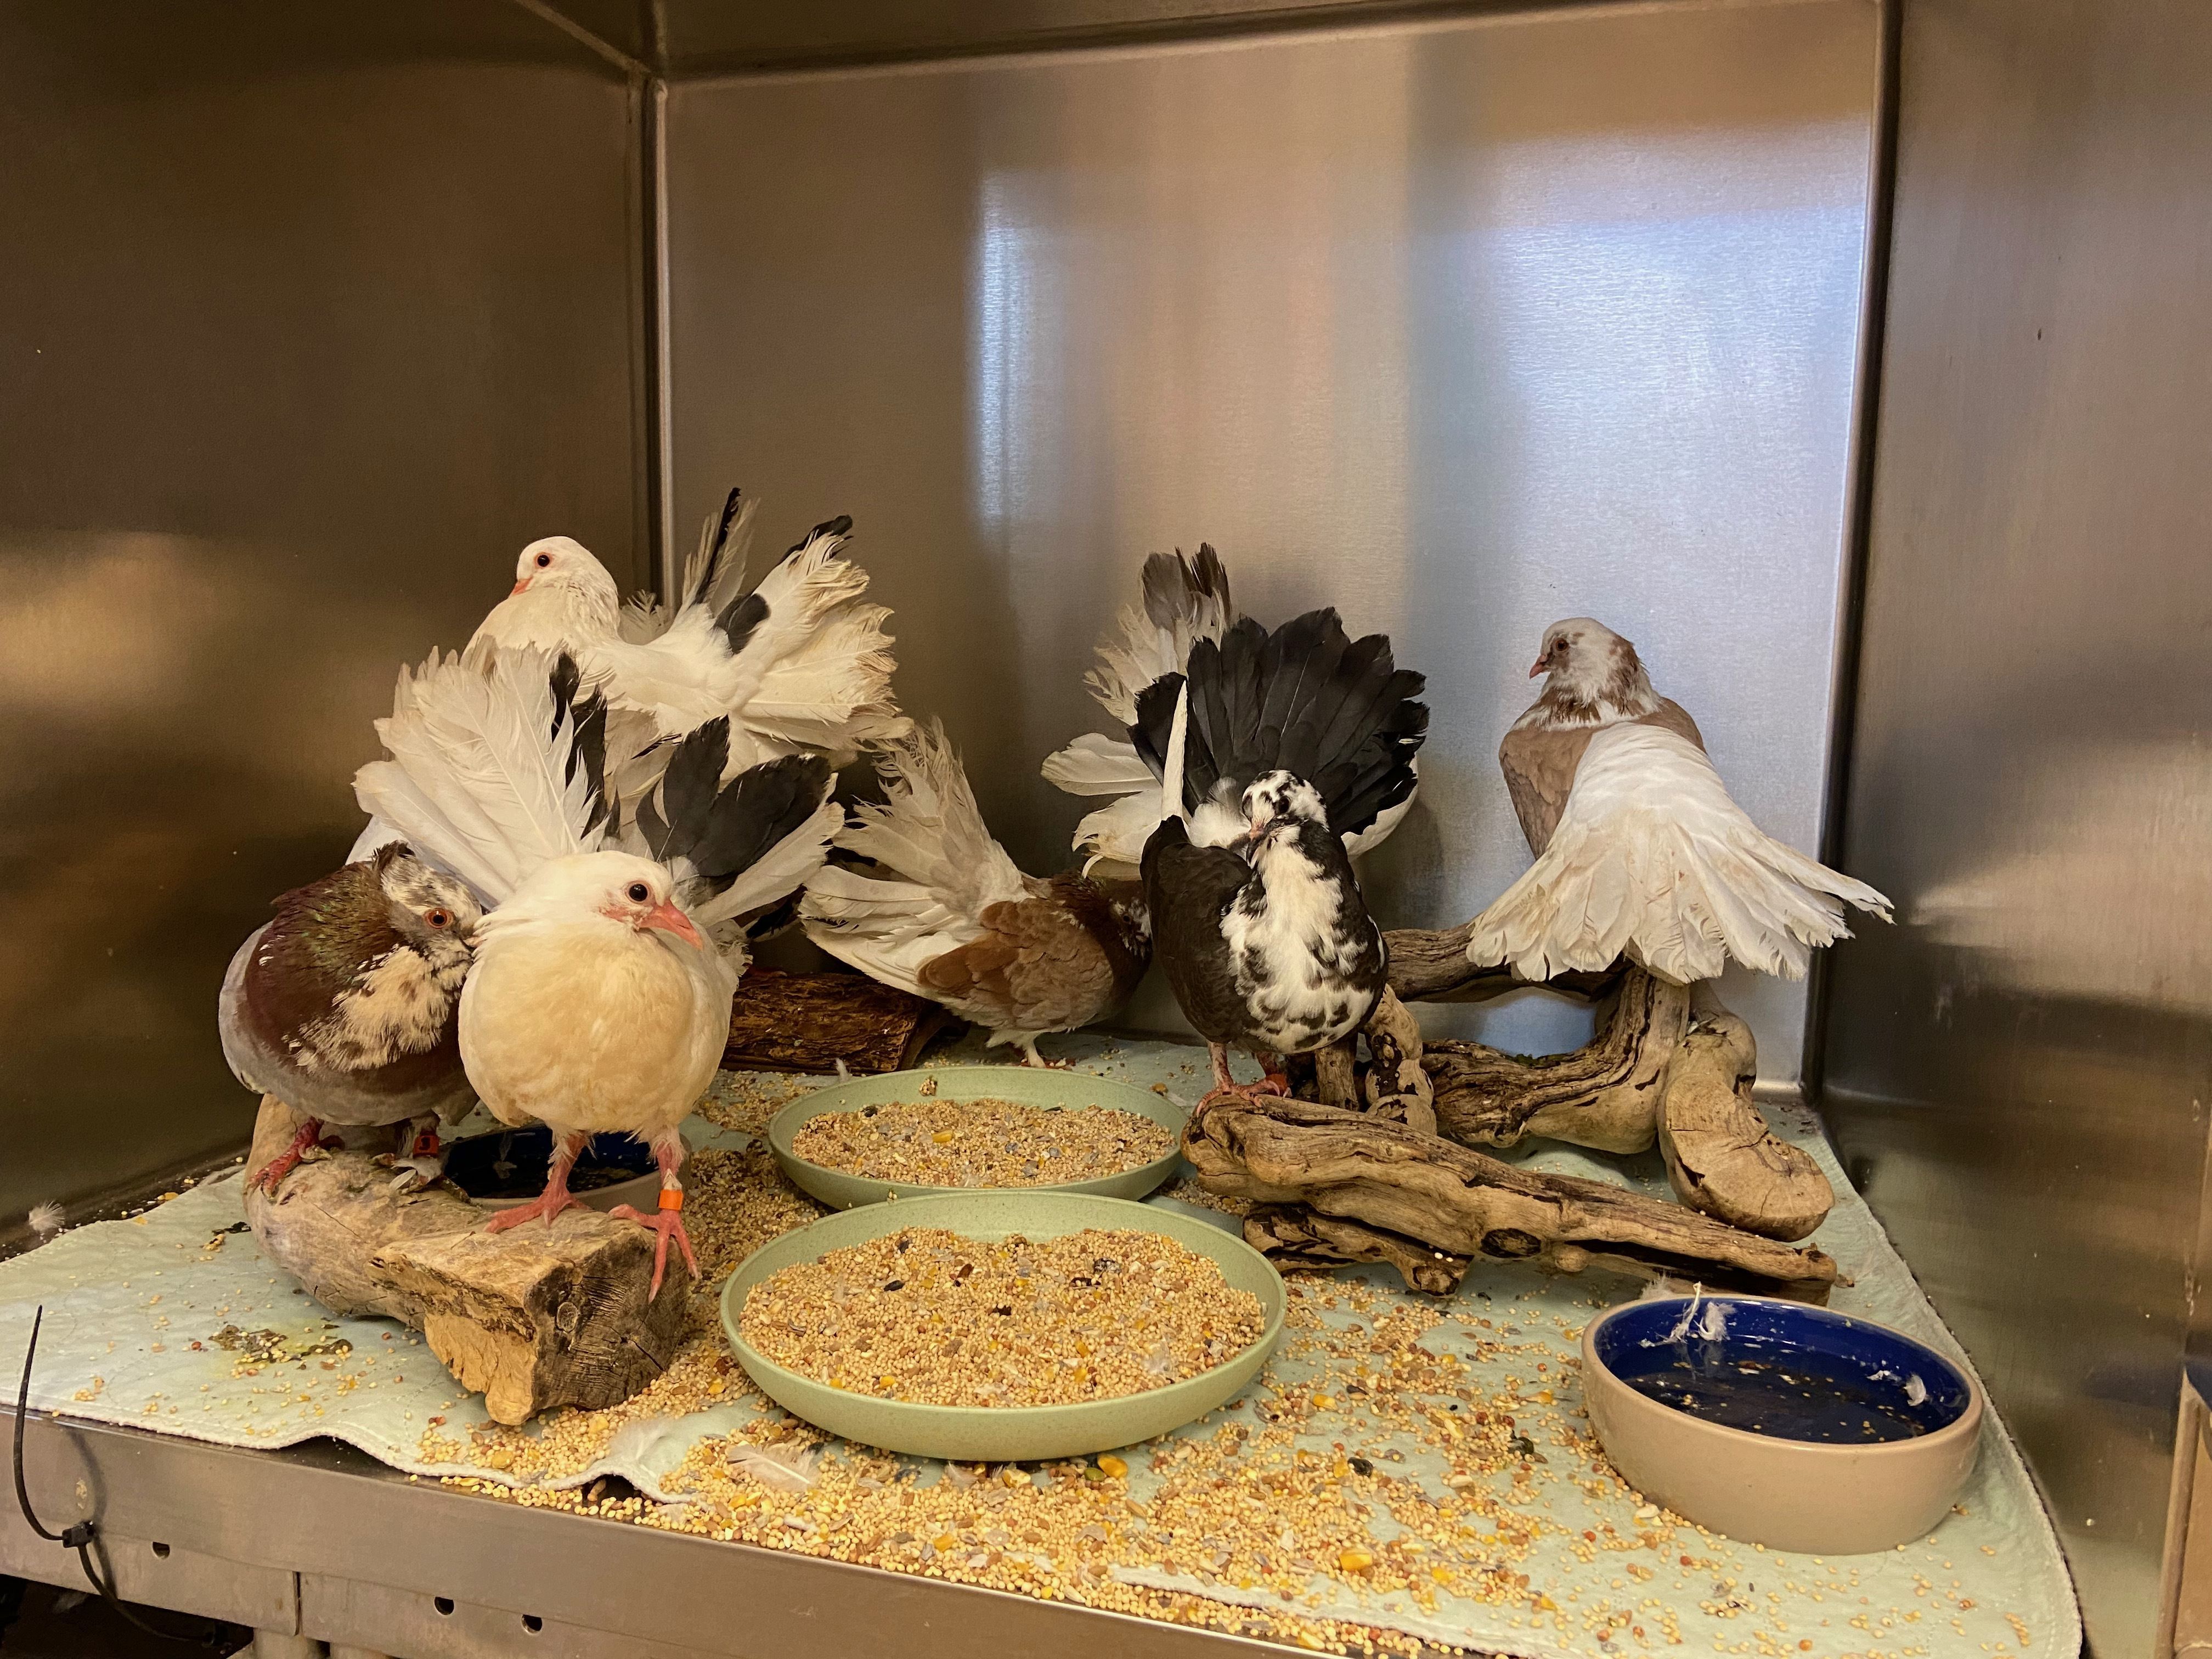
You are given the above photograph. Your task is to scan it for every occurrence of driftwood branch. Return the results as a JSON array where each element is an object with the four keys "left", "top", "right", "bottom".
[
  {"left": 1384, "top": 923, "right": 1621, "bottom": 1004},
  {"left": 1423, "top": 967, "right": 1688, "bottom": 1154},
  {"left": 1244, "top": 1205, "right": 1470, "bottom": 1295},
  {"left": 1183, "top": 1094, "right": 1838, "bottom": 1301},
  {"left": 244, "top": 1097, "right": 691, "bottom": 1425},
  {"left": 723, "top": 967, "right": 951, "bottom": 1075},
  {"left": 1657, "top": 1010, "right": 1833, "bottom": 1242}
]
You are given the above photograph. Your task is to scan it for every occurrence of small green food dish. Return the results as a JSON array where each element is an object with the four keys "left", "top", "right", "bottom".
[
  {"left": 720, "top": 1190, "right": 1285, "bottom": 1462},
  {"left": 766, "top": 1064, "right": 1188, "bottom": 1210}
]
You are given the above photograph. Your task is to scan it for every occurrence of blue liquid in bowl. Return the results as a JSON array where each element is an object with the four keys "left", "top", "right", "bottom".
[{"left": 1594, "top": 1300, "right": 1971, "bottom": 1446}]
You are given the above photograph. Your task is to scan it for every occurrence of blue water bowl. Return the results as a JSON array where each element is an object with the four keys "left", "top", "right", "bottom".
[{"left": 1581, "top": 1296, "right": 1984, "bottom": 1555}]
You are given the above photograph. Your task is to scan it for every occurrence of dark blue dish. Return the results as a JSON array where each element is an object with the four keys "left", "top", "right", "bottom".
[{"left": 1592, "top": 1299, "right": 1972, "bottom": 1446}]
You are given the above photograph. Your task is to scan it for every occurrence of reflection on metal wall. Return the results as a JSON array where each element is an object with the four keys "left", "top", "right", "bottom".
[
  {"left": 1821, "top": 0, "right": 2212, "bottom": 1648},
  {"left": 665, "top": 0, "right": 1878, "bottom": 1072},
  {"left": 0, "top": 3, "right": 646, "bottom": 1221}
]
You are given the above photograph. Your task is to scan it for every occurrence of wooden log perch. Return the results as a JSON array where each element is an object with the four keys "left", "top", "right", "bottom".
[
  {"left": 1182, "top": 1093, "right": 1838, "bottom": 1301},
  {"left": 244, "top": 1097, "right": 691, "bottom": 1425},
  {"left": 1423, "top": 966, "right": 1689, "bottom": 1154},
  {"left": 1244, "top": 1205, "right": 1470, "bottom": 1295},
  {"left": 723, "top": 966, "right": 952, "bottom": 1075},
  {"left": 1657, "top": 1009, "right": 1833, "bottom": 1242},
  {"left": 1384, "top": 922, "right": 1621, "bottom": 1005}
]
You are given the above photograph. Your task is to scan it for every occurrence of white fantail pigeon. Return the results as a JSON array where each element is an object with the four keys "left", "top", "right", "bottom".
[
  {"left": 1042, "top": 546, "right": 1418, "bottom": 871},
  {"left": 1465, "top": 618, "right": 1892, "bottom": 984},
  {"left": 799, "top": 720, "right": 1150, "bottom": 1066},
  {"left": 1137, "top": 610, "right": 1427, "bottom": 1103},
  {"left": 354, "top": 644, "right": 841, "bottom": 1296},
  {"left": 218, "top": 843, "right": 482, "bottom": 1194},
  {"left": 473, "top": 487, "right": 906, "bottom": 775}
]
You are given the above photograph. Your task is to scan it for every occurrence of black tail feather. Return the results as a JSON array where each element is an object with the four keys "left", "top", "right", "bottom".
[
  {"left": 549, "top": 653, "right": 611, "bottom": 833},
  {"left": 1139, "top": 543, "right": 1233, "bottom": 632},
  {"left": 1128, "top": 608, "right": 1426, "bottom": 836},
  {"left": 687, "top": 486, "right": 746, "bottom": 610},
  {"left": 691, "top": 754, "right": 834, "bottom": 889}
]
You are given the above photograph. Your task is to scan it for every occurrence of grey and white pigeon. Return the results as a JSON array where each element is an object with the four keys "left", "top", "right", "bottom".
[
  {"left": 218, "top": 843, "right": 482, "bottom": 1193},
  {"left": 1466, "top": 617, "right": 1891, "bottom": 983},
  {"left": 1041, "top": 546, "right": 1418, "bottom": 872},
  {"left": 354, "top": 642, "right": 842, "bottom": 1296},
  {"left": 799, "top": 719, "right": 1151, "bottom": 1065},
  {"left": 1136, "top": 608, "right": 1427, "bottom": 1102}
]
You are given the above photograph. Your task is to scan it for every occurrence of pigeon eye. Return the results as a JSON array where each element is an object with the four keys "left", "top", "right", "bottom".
[
  {"left": 534, "top": 552, "right": 552, "bottom": 568},
  {"left": 627, "top": 882, "right": 650, "bottom": 903},
  {"left": 425, "top": 908, "right": 452, "bottom": 929}
]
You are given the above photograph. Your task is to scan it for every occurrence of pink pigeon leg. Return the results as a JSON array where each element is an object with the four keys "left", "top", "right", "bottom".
[
  {"left": 609, "top": 1132, "right": 698, "bottom": 1300},
  {"left": 484, "top": 1131, "right": 589, "bottom": 1232},
  {"left": 1198, "top": 1044, "right": 1291, "bottom": 1112}
]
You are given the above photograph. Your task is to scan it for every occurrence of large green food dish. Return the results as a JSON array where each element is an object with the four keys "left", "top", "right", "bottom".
[
  {"left": 766, "top": 1064, "right": 1188, "bottom": 1210},
  {"left": 720, "top": 1190, "right": 1285, "bottom": 1462}
]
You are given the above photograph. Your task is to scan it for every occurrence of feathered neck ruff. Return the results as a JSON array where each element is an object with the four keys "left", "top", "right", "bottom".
[{"left": 1513, "top": 635, "right": 1663, "bottom": 732}]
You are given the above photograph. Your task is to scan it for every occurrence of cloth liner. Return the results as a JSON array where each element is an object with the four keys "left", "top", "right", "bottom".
[{"left": 0, "top": 1040, "right": 2079, "bottom": 1657}]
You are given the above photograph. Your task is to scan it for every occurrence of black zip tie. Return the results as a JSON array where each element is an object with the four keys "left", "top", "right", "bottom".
[{"left": 13, "top": 1306, "right": 220, "bottom": 1645}]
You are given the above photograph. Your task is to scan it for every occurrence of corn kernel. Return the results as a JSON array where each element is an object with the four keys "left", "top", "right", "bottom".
[
  {"left": 1097, "top": 1454, "right": 1128, "bottom": 1479},
  {"left": 1339, "top": 1548, "right": 1374, "bottom": 1573}
]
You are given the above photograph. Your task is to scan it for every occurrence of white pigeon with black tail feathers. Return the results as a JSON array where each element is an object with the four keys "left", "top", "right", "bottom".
[
  {"left": 1137, "top": 609, "right": 1427, "bottom": 1102},
  {"left": 799, "top": 720, "right": 1150, "bottom": 1065},
  {"left": 1466, "top": 618, "right": 1891, "bottom": 984},
  {"left": 471, "top": 487, "right": 906, "bottom": 775},
  {"left": 354, "top": 641, "right": 841, "bottom": 1296}
]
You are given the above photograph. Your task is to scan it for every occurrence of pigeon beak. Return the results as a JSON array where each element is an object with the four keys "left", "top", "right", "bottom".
[
  {"left": 1528, "top": 655, "right": 1549, "bottom": 678},
  {"left": 639, "top": 899, "right": 703, "bottom": 949},
  {"left": 510, "top": 577, "right": 532, "bottom": 596}
]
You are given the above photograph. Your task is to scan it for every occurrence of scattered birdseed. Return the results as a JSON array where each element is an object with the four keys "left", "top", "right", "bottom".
[
  {"left": 740, "top": 1227, "right": 1263, "bottom": 1406},
  {"left": 791, "top": 1099, "right": 1174, "bottom": 1189}
]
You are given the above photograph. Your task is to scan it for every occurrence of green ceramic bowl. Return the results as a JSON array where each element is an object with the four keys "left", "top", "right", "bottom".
[
  {"left": 719, "top": 1191, "right": 1285, "bottom": 1462},
  {"left": 766, "top": 1065, "right": 1188, "bottom": 1210}
]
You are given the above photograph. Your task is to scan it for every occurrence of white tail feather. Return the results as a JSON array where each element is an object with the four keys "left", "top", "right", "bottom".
[
  {"left": 1464, "top": 725, "right": 1891, "bottom": 983},
  {"left": 353, "top": 643, "right": 603, "bottom": 907}
]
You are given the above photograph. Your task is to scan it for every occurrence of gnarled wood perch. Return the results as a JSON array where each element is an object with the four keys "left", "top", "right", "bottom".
[
  {"left": 1422, "top": 967, "right": 1688, "bottom": 1154},
  {"left": 244, "top": 1097, "right": 690, "bottom": 1425},
  {"left": 1656, "top": 1008, "right": 1832, "bottom": 1242},
  {"left": 1384, "top": 923, "right": 1621, "bottom": 1005},
  {"left": 1182, "top": 1093, "right": 1838, "bottom": 1301}
]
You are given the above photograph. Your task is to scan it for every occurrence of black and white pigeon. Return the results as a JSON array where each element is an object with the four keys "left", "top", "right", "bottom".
[
  {"left": 1135, "top": 609, "right": 1427, "bottom": 1102},
  {"left": 1042, "top": 546, "right": 1419, "bottom": 872},
  {"left": 218, "top": 843, "right": 483, "bottom": 1193}
]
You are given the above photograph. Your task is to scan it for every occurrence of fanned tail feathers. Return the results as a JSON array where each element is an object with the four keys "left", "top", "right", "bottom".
[
  {"left": 799, "top": 719, "right": 1029, "bottom": 989},
  {"left": 1084, "top": 545, "right": 1237, "bottom": 725},
  {"left": 353, "top": 644, "right": 607, "bottom": 906},
  {"left": 1464, "top": 725, "right": 1892, "bottom": 983}
]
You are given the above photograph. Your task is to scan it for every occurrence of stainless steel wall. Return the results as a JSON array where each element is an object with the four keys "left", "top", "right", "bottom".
[
  {"left": 664, "top": 0, "right": 1881, "bottom": 1073},
  {"left": 1821, "top": 0, "right": 2212, "bottom": 1649},
  {"left": 0, "top": 3, "right": 648, "bottom": 1222}
]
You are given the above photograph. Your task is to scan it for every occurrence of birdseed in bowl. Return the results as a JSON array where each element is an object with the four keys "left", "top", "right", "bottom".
[
  {"left": 790, "top": 1097, "right": 1175, "bottom": 1189},
  {"left": 738, "top": 1226, "right": 1266, "bottom": 1407}
]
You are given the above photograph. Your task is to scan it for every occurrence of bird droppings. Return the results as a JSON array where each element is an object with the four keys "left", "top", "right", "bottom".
[
  {"left": 791, "top": 1097, "right": 1173, "bottom": 1188},
  {"left": 740, "top": 1227, "right": 1263, "bottom": 1406}
]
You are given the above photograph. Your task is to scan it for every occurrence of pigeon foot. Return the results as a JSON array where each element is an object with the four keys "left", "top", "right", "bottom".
[
  {"left": 483, "top": 1189, "right": 586, "bottom": 1233},
  {"left": 251, "top": 1120, "right": 328, "bottom": 1194},
  {"left": 609, "top": 1199, "right": 699, "bottom": 1300}
]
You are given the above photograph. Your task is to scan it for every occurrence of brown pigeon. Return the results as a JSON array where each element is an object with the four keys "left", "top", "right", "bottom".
[
  {"left": 218, "top": 843, "right": 482, "bottom": 1192},
  {"left": 801, "top": 720, "right": 1151, "bottom": 1065},
  {"left": 1469, "top": 618, "right": 1890, "bottom": 983}
]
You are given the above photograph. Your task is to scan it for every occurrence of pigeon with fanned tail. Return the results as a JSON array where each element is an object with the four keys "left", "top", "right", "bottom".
[
  {"left": 1466, "top": 618, "right": 1891, "bottom": 983},
  {"left": 1137, "top": 609, "right": 1427, "bottom": 1104},
  {"left": 354, "top": 642, "right": 842, "bottom": 1296},
  {"left": 472, "top": 486, "right": 906, "bottom": 775},
  {"left": 218, "top": 843, "right": 483, "bottom": 1194},
  {"left": 799, "top": 719, "right": 1150, "bottom": 1066},
  {"left": 1042, "top": 545, "right": 1419, "bottom": 871}
]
